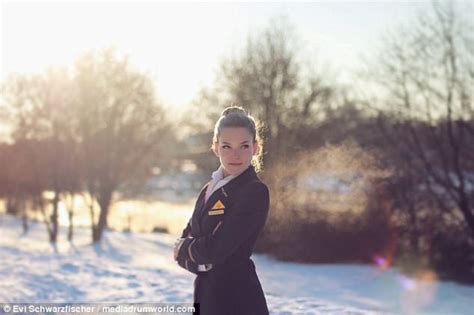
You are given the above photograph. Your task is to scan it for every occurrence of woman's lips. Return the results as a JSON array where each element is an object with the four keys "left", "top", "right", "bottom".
[{"left": 228, "top": 163, "right": 243, "bottom": 166}]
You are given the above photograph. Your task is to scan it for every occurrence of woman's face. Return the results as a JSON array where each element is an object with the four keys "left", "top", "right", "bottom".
[{"left": 213, "top": 127, "right": 259, "bottom": 177}]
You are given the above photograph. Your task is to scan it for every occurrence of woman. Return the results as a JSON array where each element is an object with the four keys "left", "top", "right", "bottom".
[{"left": 174, "top": 106, "right": 270, "bottom": 315}]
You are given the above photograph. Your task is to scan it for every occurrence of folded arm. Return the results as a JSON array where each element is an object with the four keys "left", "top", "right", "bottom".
[{"left": 177, "top": 182, "right": 269, "bottom": 266}]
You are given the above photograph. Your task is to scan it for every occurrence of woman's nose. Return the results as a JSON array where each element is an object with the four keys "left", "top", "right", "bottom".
[{"left": 231, "top": 148, "right": 240, "bottom": 157}]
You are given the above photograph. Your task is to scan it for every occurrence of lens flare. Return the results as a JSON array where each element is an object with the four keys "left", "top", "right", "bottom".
[
  {"left": 399, "top": 270, "right": 439, "bottom": 313},
  {"left": 372, "top": 254, "right": 389, "bottom": 269},
  {"left": 398, "top": 274, "right": 416, "bottom": 290}
]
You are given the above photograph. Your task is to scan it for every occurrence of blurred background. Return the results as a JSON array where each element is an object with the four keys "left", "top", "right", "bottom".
[{"left": 1, "top": 0, "right": 473, "bottom": 285}]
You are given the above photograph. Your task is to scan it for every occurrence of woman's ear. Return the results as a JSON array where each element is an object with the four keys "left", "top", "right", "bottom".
[
  {"left": 212, "top": 142, "right": 219, "bottom": 157},
  {"left": 253, "top": 143, "right": 260, "bottom": 156}
]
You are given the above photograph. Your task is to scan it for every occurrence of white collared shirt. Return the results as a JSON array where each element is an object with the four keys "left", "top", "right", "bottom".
[{"left": 204, "top": 165, "right": 237, "bottom": 203}]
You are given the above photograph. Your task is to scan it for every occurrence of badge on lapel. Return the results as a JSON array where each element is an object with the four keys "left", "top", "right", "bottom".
[{"left": 208, "top": 200, "right": 225, "bottom": 216}]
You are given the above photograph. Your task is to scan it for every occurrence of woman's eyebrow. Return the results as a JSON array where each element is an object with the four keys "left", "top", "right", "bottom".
[{"left": 221, "top": 140, "right": 250, "bottom": 144}]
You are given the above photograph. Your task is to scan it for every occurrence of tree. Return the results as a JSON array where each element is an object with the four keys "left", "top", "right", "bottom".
[
  {"left": 1, "top": 69, "right": 79, "bottom": 242},
  {"left": 73, "top": 49, "right": 172, "bottom": 242},
  {"left": 0, "top": 141, "right": 41, "bottom": 234},
  {"left": 185, "top": 16, "right": 336, "bottom": 167},
  {"left": 367, "top": 1, "right": 474, "bottom": 238}
]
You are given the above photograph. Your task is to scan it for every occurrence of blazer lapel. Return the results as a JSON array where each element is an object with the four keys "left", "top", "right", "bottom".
[
  {"left": 198, "top": 165, "right": 257, "bottom": 220},
  {"left": 191, "top": 184, "right": 208, "bottom": 236}
]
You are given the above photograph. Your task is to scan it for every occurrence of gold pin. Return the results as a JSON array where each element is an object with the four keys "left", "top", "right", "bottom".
[{"left": 211, "top": 200, "right": 225, "bottom": 210}]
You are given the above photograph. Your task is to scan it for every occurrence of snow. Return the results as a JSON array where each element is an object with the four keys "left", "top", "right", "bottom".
[{"left": 1, "top": 214, "right": 473, "bottom": 314}]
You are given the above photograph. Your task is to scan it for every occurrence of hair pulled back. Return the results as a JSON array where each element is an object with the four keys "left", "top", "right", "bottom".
[{"left": 213, "top": 106, "right": 264, "bottom": 172}]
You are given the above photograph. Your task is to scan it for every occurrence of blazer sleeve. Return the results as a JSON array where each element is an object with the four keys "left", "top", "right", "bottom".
[
  {"left": 178, "top": 181, "right": 269, "bottom": 265},
  {"left": 180, "top": 220, "right": 192, "bottom": 238}
]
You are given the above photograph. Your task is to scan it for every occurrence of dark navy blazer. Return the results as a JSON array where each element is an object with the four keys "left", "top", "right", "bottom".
[{"left": 177, "top": 165, "right": 270, "bottom": 315}]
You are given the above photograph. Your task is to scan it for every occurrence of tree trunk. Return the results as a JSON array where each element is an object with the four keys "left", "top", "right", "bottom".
[
  {"left": 6, "top": 197, "right": 18, "bottom": 215},
  {"left": 93, "top": 209, "right": 108, "bottom": 242},
  {"left": 92, "top": 190, "right": 112, "bottom": 243},
  {"left": 68, "top": 210, "right": 74, "bottom": 242},
  {"left": 49, "top": 190, "right": 60, "bottom": 243},
  {"left": 89, "top": 195, "right": 97, "bottom": 242},
  {"left": 458, "top": 192, "right": 474, "bottom": 239},
  {"left": 20, "top": 199, "right": 28, "bottom": 234},
  {"left": 406, "top": 202, "right": 420, "bottom": 253},
  {"left": 67, "top": 193, "right": 75, "bottom": 242}
]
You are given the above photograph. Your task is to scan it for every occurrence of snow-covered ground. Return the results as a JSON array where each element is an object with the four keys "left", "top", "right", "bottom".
[{"left": 1, "top": 214, "right": 473, "bottom": 314}]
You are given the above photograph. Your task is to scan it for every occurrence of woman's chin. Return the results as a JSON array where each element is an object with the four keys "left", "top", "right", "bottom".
[{"left": 224, "top": 164, "right": 247, "bottom": 176}]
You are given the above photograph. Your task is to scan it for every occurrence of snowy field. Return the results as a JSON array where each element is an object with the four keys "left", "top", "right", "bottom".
[{"left": 1, "top": 214, "right": 473, "bottom": 314}]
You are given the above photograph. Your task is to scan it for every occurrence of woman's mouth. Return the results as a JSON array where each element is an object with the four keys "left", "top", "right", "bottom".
[{"left": 228, "top": 163, "right": 243, "bottom": 166}]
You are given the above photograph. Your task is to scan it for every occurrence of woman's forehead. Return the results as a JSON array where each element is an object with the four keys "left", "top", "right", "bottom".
[{"left": 219, "top": 127, "right": 253, "bottom": 141}]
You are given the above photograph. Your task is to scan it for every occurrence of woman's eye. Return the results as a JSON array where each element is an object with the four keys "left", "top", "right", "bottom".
[
  {"left": 241, "top": 145, "right": 249, "bottom": 149},
  {"left": 222, "top": 145, "right": 230, "bottom": 149}
]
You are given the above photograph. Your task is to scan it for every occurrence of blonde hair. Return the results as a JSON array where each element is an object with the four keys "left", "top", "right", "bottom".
[{"left": 212, "top": 106, "right": 264, "bottom": 172}]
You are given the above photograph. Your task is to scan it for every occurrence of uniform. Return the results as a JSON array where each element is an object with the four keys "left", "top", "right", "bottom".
[{"left": 176, "top": 165, "right": 270, "bottom": 315}]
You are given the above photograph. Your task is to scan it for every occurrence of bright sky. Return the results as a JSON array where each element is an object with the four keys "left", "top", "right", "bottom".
[{"left": 1, "top": 0, "right": 431, "bottom": 109}]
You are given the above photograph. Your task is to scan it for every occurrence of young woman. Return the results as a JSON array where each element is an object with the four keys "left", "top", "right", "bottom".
[{"left": 174, "top": 106, "right": 270, "bottom": 315}]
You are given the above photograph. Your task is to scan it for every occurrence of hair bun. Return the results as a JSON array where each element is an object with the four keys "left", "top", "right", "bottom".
[{"left": 221, "top": 106, "right": 247, "bottom": 116}]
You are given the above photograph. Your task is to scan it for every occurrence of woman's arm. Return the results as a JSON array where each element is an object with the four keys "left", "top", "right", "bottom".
[
  {"left": 177, "top": 182, "right": 269, "bottom": 265},
  {"left": 174, "top": 219, "right": 199, "bottom": 274},
  {"left": 180, "top": 220, "right": 192, "bottom": 238},
  {"left": 174, "top": 219, "right": 192, "bottom": 260}
]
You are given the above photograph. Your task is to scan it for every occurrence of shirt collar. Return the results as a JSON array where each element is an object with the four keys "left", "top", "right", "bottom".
[
  {"left": 211, "top": 165, "right": 240, "bottom": 182},
  {"left": 211, "top": 165, "right": 225, "bottom": 182}
]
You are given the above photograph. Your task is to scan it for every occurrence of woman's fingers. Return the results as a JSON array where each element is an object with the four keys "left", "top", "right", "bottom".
[{"left": 173, "top": 238, "right": 185, "bottom": 261}]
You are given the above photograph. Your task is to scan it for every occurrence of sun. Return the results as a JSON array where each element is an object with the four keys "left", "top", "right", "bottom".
[{"left": 1, "top": 2, "right": 228, "bottom": 109}]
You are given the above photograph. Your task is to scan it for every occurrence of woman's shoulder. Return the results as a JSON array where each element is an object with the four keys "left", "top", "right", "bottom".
[
  {"left": 242, "top": 178, "right": 269, "bottom": 198},
  {"left": 242, "top": 167, "right": 268, "bottom": 189}
]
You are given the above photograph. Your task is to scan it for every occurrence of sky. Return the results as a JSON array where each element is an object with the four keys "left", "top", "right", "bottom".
[{"left": 1, "top": 1, "right": 433, "bottom": 109}]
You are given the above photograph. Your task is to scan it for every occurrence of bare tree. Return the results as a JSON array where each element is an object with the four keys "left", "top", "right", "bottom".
[
  {"left": 186, "top": 16, "right": 335, "bottom": 166},
  {"left": 0, "top": 141, "right": 41, "bottom": 234},
  {"left": 2, "top": 69, "right": 79, "bottom": 242},
  {"left": 73, "top": 49, "right": 172, "bottom": 242},
  {"left": 368, "top": 1, "right": 474, "bottom": 237}
]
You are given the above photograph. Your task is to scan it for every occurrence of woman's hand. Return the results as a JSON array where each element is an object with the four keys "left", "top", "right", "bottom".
[{"left": 173, "top": 238, "right": 185, "bottom": 261}]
